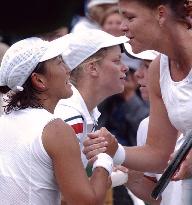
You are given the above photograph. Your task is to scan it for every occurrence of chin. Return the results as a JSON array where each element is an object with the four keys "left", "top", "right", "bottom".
[
  {"left": 141, "top": 94, "right": 149, "bottom": 101},
  {"left": 130, "top": 41, "right": 148, "bottom": 54},
  {"left": 64, "top": 90, "right": 73, "bottom": 99},
  {"left": 116, "top": 86, "right": 124, "bottom": 95},
  {"left": 132, "top": 46, "right": 145, "bottom": 54}
]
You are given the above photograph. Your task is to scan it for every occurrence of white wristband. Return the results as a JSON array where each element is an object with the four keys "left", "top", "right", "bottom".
[
  {"left": 113, "top": 143, "right": 126, "bottom": 165},
  {"left": 92, "top": 153, "right": 113, "bottom": 175},
  {"left": 111, "top": 170, "right": 128, "bottom": 187}
]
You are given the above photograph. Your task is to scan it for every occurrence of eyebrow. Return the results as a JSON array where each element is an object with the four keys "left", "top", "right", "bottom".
[
  {"left": 119, "top": 8, "right": 134, "bottom": 17},
  {"left": 119, "top": 8, "right": 128, "bottom": 14}
]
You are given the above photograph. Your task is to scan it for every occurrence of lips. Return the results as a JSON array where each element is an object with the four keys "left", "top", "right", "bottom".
[
  {"left": 120, "top": 75, "right": 127, "bottom": 80},
  {"left": 128, "top": 37, "right": 134, "bottom": 41}
]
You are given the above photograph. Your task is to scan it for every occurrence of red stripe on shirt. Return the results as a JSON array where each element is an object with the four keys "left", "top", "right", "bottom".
[{"left": 71, "top": 123, "right": 83, "bottom": 134}]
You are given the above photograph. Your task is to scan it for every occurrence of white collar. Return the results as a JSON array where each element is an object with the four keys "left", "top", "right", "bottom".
[{"left": 59, "top": 85, "right": 101, "bottom": 124}]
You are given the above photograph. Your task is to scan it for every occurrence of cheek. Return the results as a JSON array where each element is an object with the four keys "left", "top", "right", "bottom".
[{"left": 132, "top": 21, "right": 142, "bottom": 34}]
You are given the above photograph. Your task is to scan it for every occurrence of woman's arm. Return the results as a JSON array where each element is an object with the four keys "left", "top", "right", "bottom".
[
  {"left": 123, "top": 56, "right": 178, "bottom": 172},
  {"left": 42, "top": 119, "right": 117, "bottom": 205},
  {"left": 83, "top": 56, "right": 178, "bottom": 173},
  {"left": 126, "top": 170, "right": 161, "bottom": 205}
]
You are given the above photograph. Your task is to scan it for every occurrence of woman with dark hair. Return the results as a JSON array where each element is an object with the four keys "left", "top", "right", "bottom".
[
  {"left": 83, "top": 0, "right": 192, "bottom": 204},
  {"left": 0, "top": 36, "right": 118, "bottom": 205}
]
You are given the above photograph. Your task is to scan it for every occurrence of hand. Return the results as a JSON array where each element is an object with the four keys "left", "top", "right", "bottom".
[
  {"left": 172, "top": 149, "right": 192, "bottom": 180},
  {"left": 83, "top": 127, "right": 118, "bottom": 164},
  {"left": 113, "top": 165, "right": 128, "bottom": 173}
]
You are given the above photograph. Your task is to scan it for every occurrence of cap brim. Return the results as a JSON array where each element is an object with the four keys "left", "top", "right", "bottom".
[
  {"left": 123, "top": 43, "right": 159, "bottom": 61},
  {"left": 102, "top": 36, "right": 128, "bottom": 49}
]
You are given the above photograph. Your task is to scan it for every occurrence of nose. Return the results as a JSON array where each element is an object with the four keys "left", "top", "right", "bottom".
[
  {"left": 134, "top": 68, "right": 144, "bottom": 80},
  {"left": 65, "top": 66, "right": 71, "bottom": 74},
  {"left": 120, "top": 19, "right": 129, "bottom": 35},
  {"left": 122, "top": 63, "right": 129, "bottom": 73}
]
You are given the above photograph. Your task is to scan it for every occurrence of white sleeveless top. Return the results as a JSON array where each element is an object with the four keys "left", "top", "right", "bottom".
[
  {"left": 160, "top": 54, "right": 192, "bottom": 135},
  {"left": 0, "top": 108, "right": 60, "bottom": 205}
]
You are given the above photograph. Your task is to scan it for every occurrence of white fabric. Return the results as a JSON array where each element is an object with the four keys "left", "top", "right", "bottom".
[
  {"left": 61, "top": 29, "right": 128, "bottom": 71},
  {"left": 136, "top": 117, "right": 149, "bottom": 146},
  {"left": 71, "top": 17, "right": 101, "bottom": 33},
  {"left": 0, "top": 108, "right": 61, "bottom": 204},
  {"left": 160, "top": 54, "right": 192, "bottom": 204},
  {"left": 123, "top": 43, "right": 159, "bottom": 61},
  {"left": 54, "top": 85, "right": 101, "bottom": 167},
  {"left": 0, "top": 35, "right": 71, "bottom": 92},
  {"left": 113, "top": 143, "right": 126, "bottom": 165},
  {"left": 137, "top": 117, "right": 183, "bottom": 205},
  {"left": 160, "top": 54, "right": 192, "bottom": 136},
  {"left": 0, "top": 94, "right": 3, "bottom": 115},
  {"left": 111, "top": 170, "right": 128, "bottom": 187},
  {"left": 127, "top": 189, "right": 145, "bottom": 205},
  {"left": 87, "top": 0, "right": 118, "bottom": 8},
  {"left": 92, "top": 153, "right": 113, "bottom": 175}
]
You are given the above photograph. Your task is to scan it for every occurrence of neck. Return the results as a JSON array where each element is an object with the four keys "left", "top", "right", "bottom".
[
  {"left": 157, "top": 26, "right": 192, "bottom": 68},
  {"left": 77, "top": 85, "right": 109, "bottom": 113},
  {"left": 37, "top": 94, "right": 58, "bottom": 114}
]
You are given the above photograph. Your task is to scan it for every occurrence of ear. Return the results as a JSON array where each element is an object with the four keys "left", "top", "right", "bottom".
[
  {"left": 84, "top": 61, "right": 99, "bottom": 77},
  {"left": 156, "top": 5, "right": 167, "bottom": 27},
  {"left": 31, "top": 72, "right": 47, "bottom": 91}
]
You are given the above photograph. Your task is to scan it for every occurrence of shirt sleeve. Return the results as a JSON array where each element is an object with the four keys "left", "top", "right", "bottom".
[{"left": 54, "top": 104, "right": 85, "bottom": 143}]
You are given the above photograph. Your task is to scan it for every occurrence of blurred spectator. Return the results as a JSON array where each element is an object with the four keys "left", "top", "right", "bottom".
[
  {"left": 71, "top": 0, "right": 118, "bottom": 33},
  {"left": 101, "top": 6, "right": 124, "bottom": 37},
  {"left": 40, "top": 26, "right": 69, "bottom": 41},
  {"left": 186, "top": 0, "right": 192, "bottom": 26}
]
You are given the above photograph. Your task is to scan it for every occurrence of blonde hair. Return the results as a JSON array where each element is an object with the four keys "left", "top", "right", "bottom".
[
  {"left": 88, "top": 4, "right": 116, "bottom": 25},
  {"left": 101, "top": 6, "right": 120, "bottom": 26},
  {"left": 70, "top": 48, "right": 107, "bottom": 86}
]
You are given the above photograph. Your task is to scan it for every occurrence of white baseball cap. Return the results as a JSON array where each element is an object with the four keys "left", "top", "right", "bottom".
[
  {"left": 123, "top": 43, "right": 159, "bottom": 61},
  {"left": 61, "top": 29, "right": 128, "bottom": 71},
  {"left": 87, "top": 0, "right": 118, "bottom": 9},
  {"left": 0, "top": 35, "right": 71, "bottom": 92}
]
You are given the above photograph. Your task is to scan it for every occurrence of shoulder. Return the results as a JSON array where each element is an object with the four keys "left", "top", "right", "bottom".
[
  {"left": 42, "top": 119, "right": 80, "bottom": 158},
  {"left": 148, "top": 54, "right": 160, "bottom": 79},
  {"left": 55, "top": 100, "right": 83, "bottom": 121},
  {"left": 148, "top": 55, "right": 161, "bottom": 98}
]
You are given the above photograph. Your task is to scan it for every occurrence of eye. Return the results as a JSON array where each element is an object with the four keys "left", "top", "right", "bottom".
[
  {"left": 126, "top": 16, "right": 135, "bottom": 22},
  {"left": 113, "top": 59, "right": 121, "bottom": 65},
  {"left": 120, "top": 10, "right": 135, "bottom": 21}
]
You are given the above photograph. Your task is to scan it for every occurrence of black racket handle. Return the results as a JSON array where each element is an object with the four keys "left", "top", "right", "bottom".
[{"left": 151, "top": 132, "right": 192, "bottom": 200}]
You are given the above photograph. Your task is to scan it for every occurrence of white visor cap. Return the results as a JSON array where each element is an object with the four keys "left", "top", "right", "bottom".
[
  {"left": 61, "top": 29, "right": 128, "bottom": 71},
  {"left": 124, "top": 43, "right": 159, "bottom": 61},
  {"left": 0, "top": 35, "right": 71, "bottom": 92},
  {"left": 87, "top": 0, "right": 118, "bottom": 9}
]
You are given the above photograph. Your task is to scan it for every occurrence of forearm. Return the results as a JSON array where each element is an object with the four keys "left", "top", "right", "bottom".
[
  {"left": 126, "top": 170, "right": 161, "bottom": 205},
  {"left": 89, "top": 168, "right": 110, "bottom": 205},
  {"left": 123, "top": 145, "right": 170, "bottom": 173}
]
